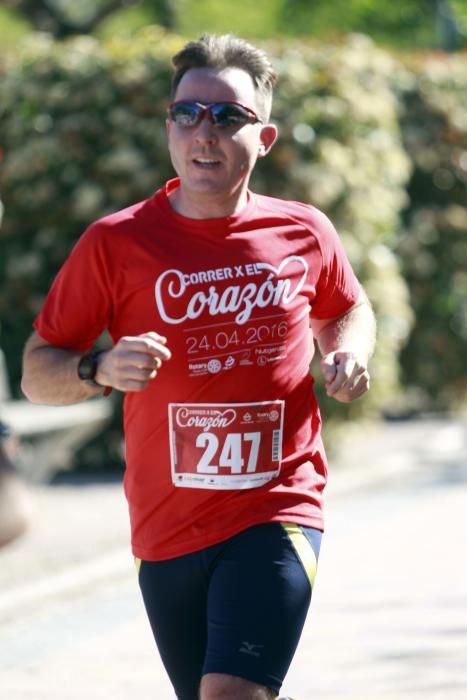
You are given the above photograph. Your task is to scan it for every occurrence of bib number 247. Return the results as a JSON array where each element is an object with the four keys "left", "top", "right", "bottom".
[{"left": 168, "top": 401, "right": 284, "bottom": 490}]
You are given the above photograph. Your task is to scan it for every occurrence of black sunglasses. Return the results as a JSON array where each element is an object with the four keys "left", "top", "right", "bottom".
[{"left": 168, "top": 101, "right": 263, "bottom": 128}]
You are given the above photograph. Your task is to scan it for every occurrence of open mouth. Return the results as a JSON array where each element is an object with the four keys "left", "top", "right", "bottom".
[{"left": 192, "top": 157, "right": 222, "bottom": 168}]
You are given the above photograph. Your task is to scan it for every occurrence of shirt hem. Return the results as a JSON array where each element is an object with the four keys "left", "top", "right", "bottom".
[{"left": 131, "top": 512, "right": 324, "bottom": 562}]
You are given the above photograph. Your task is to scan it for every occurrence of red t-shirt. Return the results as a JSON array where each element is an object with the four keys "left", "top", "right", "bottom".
[{"left": 34, "top": 178, "right": 360, "bottom": 560}]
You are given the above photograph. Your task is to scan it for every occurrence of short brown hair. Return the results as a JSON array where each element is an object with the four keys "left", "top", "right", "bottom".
[{"left": 171, "top": 34, "right": 277, "bottom": 122}]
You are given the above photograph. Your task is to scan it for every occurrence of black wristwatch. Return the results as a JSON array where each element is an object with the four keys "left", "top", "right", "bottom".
[{"left": 77, "top": 350, "right": 106, "bottom": 388}]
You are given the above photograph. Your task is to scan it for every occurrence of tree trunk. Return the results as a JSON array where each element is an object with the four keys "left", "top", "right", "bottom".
[{"left": 2, "top": 0, "right": 160, "bottom": 38}]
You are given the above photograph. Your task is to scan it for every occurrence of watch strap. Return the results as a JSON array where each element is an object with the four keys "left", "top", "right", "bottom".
[{"left": 78, "top": 350, "right": 112, "bottom": 395}]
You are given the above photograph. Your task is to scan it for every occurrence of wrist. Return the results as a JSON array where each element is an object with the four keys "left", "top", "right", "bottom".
[{"left": 77, "top": 350, "right": 112, "bottom": 396}]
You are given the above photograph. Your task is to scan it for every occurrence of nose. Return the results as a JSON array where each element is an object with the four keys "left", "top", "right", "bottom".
[{"left": 193, "top": 114, "right": 219, "bottom": 144}]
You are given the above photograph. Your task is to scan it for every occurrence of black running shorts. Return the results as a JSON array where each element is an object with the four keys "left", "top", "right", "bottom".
[{"left": 137, "top": 522, "right": 321, "bottom": 699}]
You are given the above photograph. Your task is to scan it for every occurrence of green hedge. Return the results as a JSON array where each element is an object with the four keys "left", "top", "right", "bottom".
[
  {"left": 1, "top": 29, "right": 463, "bottom": 468},
  {"left": 258, "top": 36, "right": 414, "bottom": 423},
  {"left": 396, "top": 54, "right": 467, "bottom": 409}
]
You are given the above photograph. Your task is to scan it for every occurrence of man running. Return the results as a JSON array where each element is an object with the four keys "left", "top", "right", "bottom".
[{"left": 22, "top": 34, "right": 376, "bottom": 700}]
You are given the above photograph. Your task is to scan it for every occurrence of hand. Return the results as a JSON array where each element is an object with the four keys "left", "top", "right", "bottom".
[
  {"left": 320, "top": 350, "right": 370, "bottom": 403},
  {"left": 95, "top": 332, "right": 171, "bottom": 393}
]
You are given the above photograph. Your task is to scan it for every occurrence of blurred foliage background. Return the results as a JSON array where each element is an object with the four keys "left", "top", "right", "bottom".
[
  {"left": 0, "top": 0, "right": 466, "bottom": 471},
  {"left": 1, "top": 0, "right": 467, "bottom": 47}
]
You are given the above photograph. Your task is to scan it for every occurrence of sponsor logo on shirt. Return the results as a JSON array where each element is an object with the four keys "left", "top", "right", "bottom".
[{"left": 207, "top": 358, "right": 222, "bottom": 374}]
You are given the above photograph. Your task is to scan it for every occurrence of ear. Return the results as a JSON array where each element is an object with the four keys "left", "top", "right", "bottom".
[{"left": 258, "top": 123, "right": 278, "bottom": 158}]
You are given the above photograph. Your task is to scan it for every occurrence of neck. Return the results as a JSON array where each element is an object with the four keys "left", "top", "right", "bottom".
[{"left": 168, "top": 184, "right": 249, "bottom": 219}]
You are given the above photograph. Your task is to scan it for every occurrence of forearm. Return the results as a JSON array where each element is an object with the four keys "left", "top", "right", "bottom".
[
  {"left": 22, "top": 330, "right": 172, "bottom": 404},
  {"left": 315, "top": 297, "right": 376, "bottom": 362},
  {"left": 312, "top": 293, "right": 376, "bottom": 403},
  {"left": 22, "top": 343, "right": 100, "bottom": 405}
]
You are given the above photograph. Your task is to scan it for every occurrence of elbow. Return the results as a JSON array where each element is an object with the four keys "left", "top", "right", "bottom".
[
  {"left": 21, "top": 373, "right": 40, "bottom": 404},
  {"left": 21, "top": 354, "right": 46, "bottom": 404},
  {"left": 21, "top": 335, "right": 48, "bottom": 404}
]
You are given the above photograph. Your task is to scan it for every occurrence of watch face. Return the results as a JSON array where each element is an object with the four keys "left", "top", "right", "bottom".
[{"left": 78, "top": 353, "right": 95, "bottom": 381}]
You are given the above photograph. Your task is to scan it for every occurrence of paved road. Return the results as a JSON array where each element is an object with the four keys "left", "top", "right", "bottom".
[{"left": 0, "top": 418, "right": 466, "bottom": 699}]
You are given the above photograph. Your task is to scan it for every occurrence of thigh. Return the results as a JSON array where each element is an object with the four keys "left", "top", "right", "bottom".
[
  {"left": 138, "top": 553, "right": 208, "bottom": 700},
  {"left": 203, "top": 523, "right": 322, "bottom": 694}
]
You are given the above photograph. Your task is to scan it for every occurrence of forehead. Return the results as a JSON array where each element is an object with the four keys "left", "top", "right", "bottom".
[{"left": 174, "top": 67, "right": 257, "bottom": 107}]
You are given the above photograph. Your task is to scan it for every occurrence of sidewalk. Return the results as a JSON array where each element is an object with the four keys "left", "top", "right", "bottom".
[
  {"left": 1, "top": 415, "right": 465, "bottom": 619},
  {"left": 0, "top": 415, "right": 466, "bottom": 700},
  {"left": 0, "top": 475, "right": 129, "bottom": 619}
]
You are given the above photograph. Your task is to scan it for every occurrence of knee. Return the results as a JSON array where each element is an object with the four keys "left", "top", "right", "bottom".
[{"left": 200, "top": 673, "right": 275, "bottom": 700}]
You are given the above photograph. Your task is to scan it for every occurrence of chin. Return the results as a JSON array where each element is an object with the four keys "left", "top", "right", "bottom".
[{"left": 189, "top": 180, "right": 228, "bottom": 194}]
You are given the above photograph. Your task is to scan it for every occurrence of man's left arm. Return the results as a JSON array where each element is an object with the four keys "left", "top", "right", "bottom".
[{"left": 310, "top": 288, "right": 376, "bottom": 403}]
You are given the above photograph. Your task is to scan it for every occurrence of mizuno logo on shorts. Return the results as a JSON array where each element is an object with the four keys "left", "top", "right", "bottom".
[{"left": 239, "top": 641, "right": 264, "bottom": 657}]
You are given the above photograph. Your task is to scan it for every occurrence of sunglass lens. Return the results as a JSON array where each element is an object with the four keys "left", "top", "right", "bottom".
[
  {"left": 211, "top": 103, "right": 251, "bottom": 127},
  {"left": 170, "top": 103, "right": 200, "bottom": 126}
]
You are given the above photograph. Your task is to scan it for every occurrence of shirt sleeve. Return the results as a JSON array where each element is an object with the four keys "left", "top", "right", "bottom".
[
  {"left": 309, "top": 210, "right": 360, "bottom": 320},
  {"left": 34, "top": 222, "right": 114, "bottom": 351}
]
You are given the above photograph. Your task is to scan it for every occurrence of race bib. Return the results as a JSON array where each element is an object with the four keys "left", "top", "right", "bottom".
[{"left": 168, "top": 401, "right": 284, "bottom": 489}]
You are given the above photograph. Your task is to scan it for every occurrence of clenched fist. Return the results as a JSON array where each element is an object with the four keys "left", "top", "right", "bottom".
[
  {"left": 320, "top": 350, "right": 370, "bottom": 403},
  {"left": 95, "top": 332, "right": 172, "bottom": 393}
]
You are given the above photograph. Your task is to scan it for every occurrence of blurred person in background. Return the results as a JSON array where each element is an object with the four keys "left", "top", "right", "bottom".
[
  {"left": 0, "top": 150, "right": 31, "bottom": 548},
  {"left": 21, "top": 34, "right": 376, "bottom": 700},
  {"left": 0, "top": 421, "right": 30, "bottom": 548}
]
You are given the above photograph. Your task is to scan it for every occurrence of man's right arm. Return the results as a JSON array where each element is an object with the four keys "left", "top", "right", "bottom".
[{"left": 22, "top": 331, "right": 172, "bottom": 406}]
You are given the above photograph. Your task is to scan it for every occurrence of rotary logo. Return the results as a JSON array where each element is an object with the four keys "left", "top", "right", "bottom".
[{"left": 207, "top": 359, "right": 222, "bottom": 374}]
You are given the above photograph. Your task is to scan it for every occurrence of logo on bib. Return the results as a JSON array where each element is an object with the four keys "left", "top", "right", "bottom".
[
  {"left": 154, "top": 256, "right": 308, "bottom": 326},
  {"left": 175, "top": 407, "right": 237, "bottom": 432}
]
